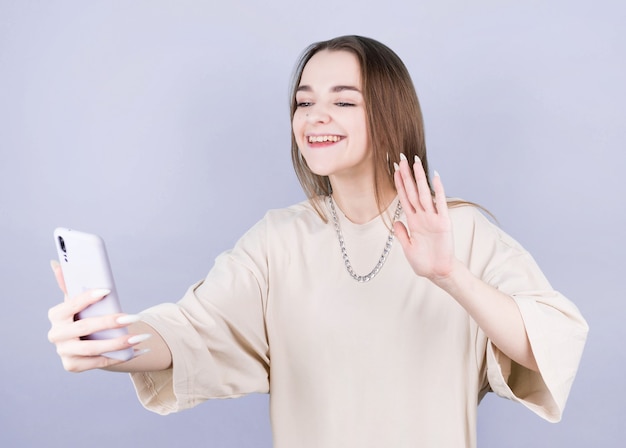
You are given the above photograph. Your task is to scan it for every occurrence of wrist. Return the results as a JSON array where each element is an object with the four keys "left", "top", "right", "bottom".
[{"left": 429, "top": 259, "right": 470, "bottom": 293}]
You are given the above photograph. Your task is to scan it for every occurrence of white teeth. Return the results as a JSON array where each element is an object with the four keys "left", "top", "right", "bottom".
[{"left": 308, "top": 135, "right": 340, "bottom": 143}]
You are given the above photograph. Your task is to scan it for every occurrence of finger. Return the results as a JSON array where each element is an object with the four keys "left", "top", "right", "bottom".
[
  {"left": 48, "top": 312, "right": 139, "bottom": 344},
  {"left": 393, "top": 221, "right": 412, "bottom": 248},
  {"left": 413, "top": 156, "right": 434, "bottom": 213},
  {"left": 394, "top": 155, "right": 419, "bottom": 213},
  {"left": 393, "top": 164, "right": 415, "bottom": 215},
  {"left": 50, "top": 260, "right": 68, "bottom": 297},
  {"left": 56, "top": 331, "right": 152, "bottom": 372},
  {"left": 400, "top": 153, "right": 422, "bottom": 211},
  {"left": 48, "top": 288, "right": 112, "bottom": 325},
  {"left": 60, "top": 353, "right": 127, "bottom": 373},
  {"left": 432, "top": 170, "right": 449, "bottom": 219},
  {"left": 56, "top": 332, "right": 143, "bottom": 358}
]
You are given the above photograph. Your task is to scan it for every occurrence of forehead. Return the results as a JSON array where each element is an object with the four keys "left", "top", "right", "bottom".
[{"left": 299, "top": 50, "right": 362, "bottom": 88}]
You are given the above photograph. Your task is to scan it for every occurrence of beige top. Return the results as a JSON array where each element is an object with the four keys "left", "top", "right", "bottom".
[{"left": 130, "top": 199, "right": 588, "bottom": 448}]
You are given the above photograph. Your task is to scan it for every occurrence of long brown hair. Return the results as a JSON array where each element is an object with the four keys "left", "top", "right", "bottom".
[{"left": 290, "top": 36, "right": 478, "bottom": 220}]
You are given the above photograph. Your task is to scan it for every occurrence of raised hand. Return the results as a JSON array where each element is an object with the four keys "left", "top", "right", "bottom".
[{"left": 393, "top": 153, "right": 456, "bottom": 282}]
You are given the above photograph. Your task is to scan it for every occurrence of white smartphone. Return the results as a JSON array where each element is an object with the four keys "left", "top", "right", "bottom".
[{"left": 53, "top": 228, "right": 134, "bottom": 361}]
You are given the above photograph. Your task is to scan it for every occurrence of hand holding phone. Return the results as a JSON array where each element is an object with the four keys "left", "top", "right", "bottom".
[{"left": 53, "top": 228, "right": 134, "bottom": 361}]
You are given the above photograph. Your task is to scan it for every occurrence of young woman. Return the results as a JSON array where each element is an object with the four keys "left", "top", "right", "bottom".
[{"left": 48, "top": 35, "right": 588, "bottom": 447}]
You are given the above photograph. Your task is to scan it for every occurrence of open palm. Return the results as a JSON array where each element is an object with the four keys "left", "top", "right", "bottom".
[{"left": 393, "top": 154, "right": 455, "bottom": 281}]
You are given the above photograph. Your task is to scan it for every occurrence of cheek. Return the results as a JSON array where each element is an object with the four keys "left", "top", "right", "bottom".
[
  {"left": 291, "top": 114, "right": 303, "bottom": 134},
  {"left": 357, "top": 112, "right": 368, "bottom": 132},
  {"left": 291, "top": 128, "right": 302, "bottom": 152},
  {"left": 358, "top": 116, "right": 370, "bottom": 151},
  {"left": 292, "top": 116, "right": 307, "bottom": 144}
]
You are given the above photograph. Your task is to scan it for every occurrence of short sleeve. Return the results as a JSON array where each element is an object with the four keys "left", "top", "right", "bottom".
[{"left": 130, "top": 219, "right": 271, "bottom": 415}]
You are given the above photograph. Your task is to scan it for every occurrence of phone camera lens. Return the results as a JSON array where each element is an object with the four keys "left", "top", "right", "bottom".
[{"left": 58, "top": 236, "right": 66, "bottom": 253}]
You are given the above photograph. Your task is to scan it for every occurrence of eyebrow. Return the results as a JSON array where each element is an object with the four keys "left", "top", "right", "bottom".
[{"left": 296, "top": 85, "right": 362, "bottom": 93}]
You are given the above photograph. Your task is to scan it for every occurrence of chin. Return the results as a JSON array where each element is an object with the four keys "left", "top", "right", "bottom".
[
  {"left": 307, "top": 167, "right": 334, "bottom": 177},
  {"left": 305, "top": 160, "right": 341, "bottom": 177},
  {"left": 302, "top": 158, "right": 334, "bottom": 177}
]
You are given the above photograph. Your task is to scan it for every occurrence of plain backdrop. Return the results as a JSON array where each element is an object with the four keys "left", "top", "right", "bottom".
[{"left": 1, "top": 0, "right": 624, "bottom": 446}]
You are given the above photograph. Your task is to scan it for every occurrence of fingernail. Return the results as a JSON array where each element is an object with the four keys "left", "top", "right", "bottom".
[
  {"left": 50, "top": 260, "right": 60, "bottom": 271},
  {"left": 133, "top": 348, "right": 151, "bottom": 358},
  {"left": 400, "top": 153, "right": 407, "bottom": 161},
  {"left": 91, "top": 288, "right": 111, "bottom": 298},
  {"left": 434, "top": 170, "right": 440, "bottom": 177},
  {"left": 116, "top": 314, "right": 142, "bottom": 325},
  {"left": 393, "top": 162, "right": 400, "bottom": 172},
  {"left": 415, "top": 155, "right": 421, "bottom": 164},
  {"left": 128, "top": 333, "right": 152, "bottom": 345}
]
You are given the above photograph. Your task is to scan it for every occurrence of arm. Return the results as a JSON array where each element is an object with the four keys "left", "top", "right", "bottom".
[
  {"left": 393, "top": 154, "right": 537, "bottom": 371},
  {"left": 49, "top": 220, "right": 272, "bottom": 414},
  {"left": 432, "top": 259, "right": 537, "bottom": 371},
  {"left": 47, "top": 260, "right": 172, "bottom": 373}
]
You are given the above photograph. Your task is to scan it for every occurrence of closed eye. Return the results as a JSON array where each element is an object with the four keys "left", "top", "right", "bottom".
[{"left": 335, "top": 102, "right": 355, "bottom": 107}]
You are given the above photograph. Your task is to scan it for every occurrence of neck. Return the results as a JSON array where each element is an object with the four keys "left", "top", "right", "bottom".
[{"left": 329, "top": 176, "right": 396, "bottom": 224}]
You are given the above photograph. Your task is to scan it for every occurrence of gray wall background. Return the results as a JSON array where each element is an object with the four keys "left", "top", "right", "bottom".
[{"left": 1, "top": 0, "right": 624, "bottom": 446}]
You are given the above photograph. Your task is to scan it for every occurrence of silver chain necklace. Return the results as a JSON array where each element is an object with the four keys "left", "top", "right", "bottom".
[{"left": 328, "top": 195, "right": 402, "bottom": 283}]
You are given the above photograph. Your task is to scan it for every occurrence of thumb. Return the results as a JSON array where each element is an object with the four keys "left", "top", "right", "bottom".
[
  {"left": 393, "top": 221, "right": 411, "bottom": 250},
  {"left": 50, "top": 260, "right": 68, "bottom": 298}
]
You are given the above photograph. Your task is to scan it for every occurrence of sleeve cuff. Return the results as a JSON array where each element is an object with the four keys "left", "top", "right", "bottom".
[{"left": 486, "top": 291, "right": 588, "bottom": 423}]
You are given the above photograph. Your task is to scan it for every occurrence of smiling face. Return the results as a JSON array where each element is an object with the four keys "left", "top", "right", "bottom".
[
  {"left": 292, "top": 50, "right": 372, "bottom": 183},
  {"left": 289, "top": 36, "right": 429, "bottom": 221}
]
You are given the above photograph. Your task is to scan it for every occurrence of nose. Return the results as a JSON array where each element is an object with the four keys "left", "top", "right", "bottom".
[{"left": 305, "top": 105, "right": 331, "bottom": 124}]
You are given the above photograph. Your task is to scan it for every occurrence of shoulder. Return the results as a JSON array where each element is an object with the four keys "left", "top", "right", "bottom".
[
  {"left": 447, "top": 200, "right": 496, "bottom": 237},
  {"left": 447, "top": 199, "right": 531, "bottom": 269},
  {"left": 227, "top": 199, "right": 322, "bottom": 261},
  {"left": 262, "top": 199, "right": 325, "bottom": 230},
  {"left": 448, "top": 200, "right": 525, "bottom": 250},
  {"left": 264, "top": 199, "right": 318, "bottom": 220},
  {"left": 240, "top": 199, "right": 324, "bottom": 244},
  {"left": 447, "top": 201, "right": 555, "bottom": 289}
]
